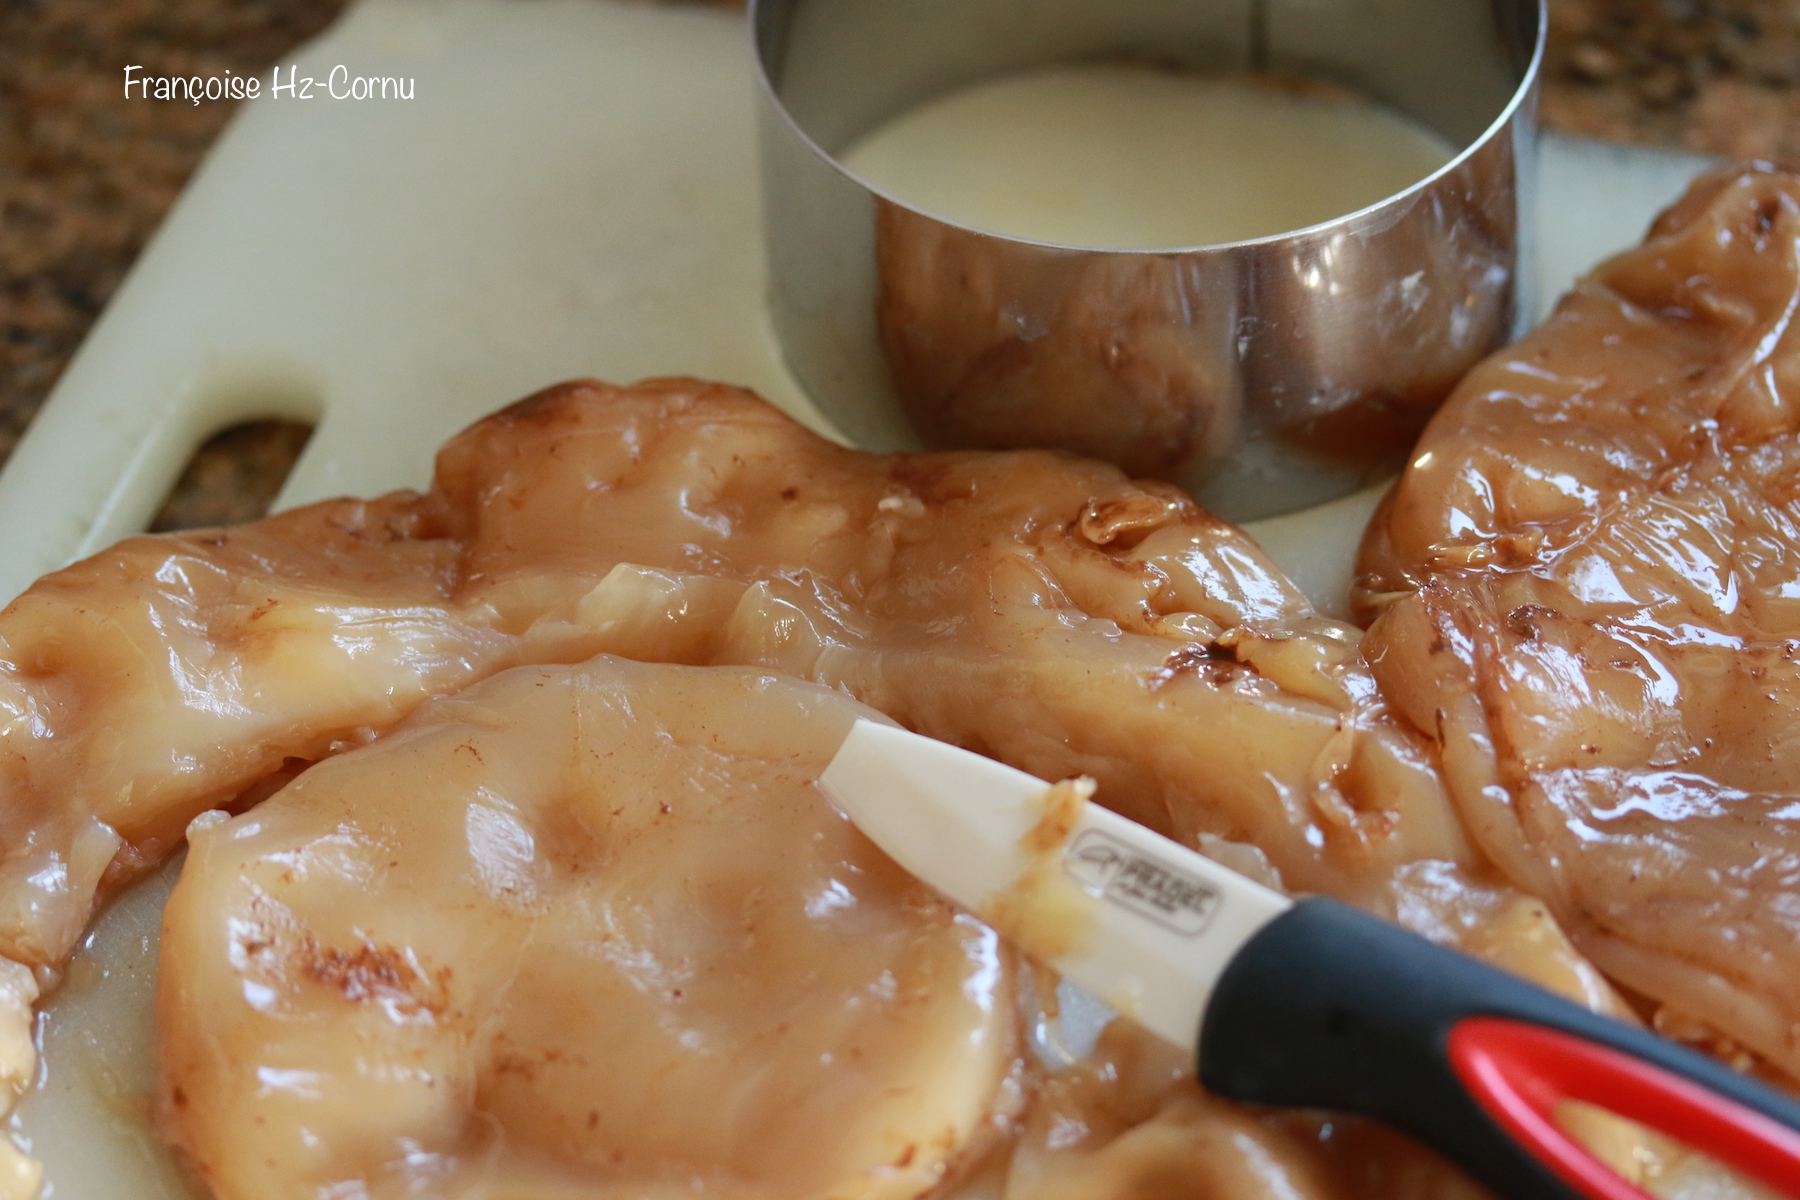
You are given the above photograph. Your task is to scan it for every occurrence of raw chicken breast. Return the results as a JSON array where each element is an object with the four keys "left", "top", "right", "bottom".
[
  {"left": 158, "top": 657, "right": 1016, "bottom": 1200},
  {"left": 159, "top": 656, "right": 1614, "bottom": 1200},
  {"left": 0, "top": 376, "right": 1657, "bottom": 1197},
  {"left": 1357, "top": 163, "right": 1800, "bottom": 1078},
  {"left": 0, "top": 495, "right": 503, "bottom": 974},
  {"left": 0, "top": 377, "right": 1458, "bottom": 988},
  {"left": 430, "top": 378, "right": 1460, "bottom": 904}
]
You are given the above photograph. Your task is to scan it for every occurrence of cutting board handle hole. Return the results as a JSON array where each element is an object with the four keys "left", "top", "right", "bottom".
[{"left": 148, "top": 419, "right": 315, "bottom": 533}]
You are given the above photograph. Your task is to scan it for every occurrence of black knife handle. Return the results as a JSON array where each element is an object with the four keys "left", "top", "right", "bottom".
[{"left": 1198, "top": 897, "right": 1800, "bottom": 1200}]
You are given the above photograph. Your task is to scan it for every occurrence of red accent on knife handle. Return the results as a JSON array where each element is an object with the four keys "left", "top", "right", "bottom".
[
  {"left": 1449, "top": 1017, "right": 1800, "bottom": 1200},
  {"left": 1198, "top": 898, "right": 1800, "bottom": 1200}
]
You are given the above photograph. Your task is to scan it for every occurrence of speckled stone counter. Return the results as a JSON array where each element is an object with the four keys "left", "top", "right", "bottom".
[
  {"left": 1546, "top": 0, "right": 1800, "bottom": 159},
  {"left": 0, "top": 0, "right": 351, "bottom": 524},
  {"left": 3, "top": 0, "right": 1797, "bottom": 528}
]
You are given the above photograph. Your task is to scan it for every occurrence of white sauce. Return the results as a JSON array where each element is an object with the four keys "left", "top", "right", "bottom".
[{"left": 840, "top": 64, "right": 1459, "bottom": 250}]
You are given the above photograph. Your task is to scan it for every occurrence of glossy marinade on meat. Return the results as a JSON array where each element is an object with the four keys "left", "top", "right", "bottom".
[
  {"left": 157, "top": 656, "right": 1535, "bottom": 1200},
  {"left": 0, "top": 376, "right": 1467, "bottom": 985},
  {"left": 424, "top": 377, "right": 1459, "bottom": 903},
  {"left": 158, "top": 658, "right": 1017, "bottom": 1200},
  {"left": 1358, "top": 163, "right": 1800, "bottom": 1080},
  {"left": 0, "top": 377, "right": 1579, "bottom": 1197}
]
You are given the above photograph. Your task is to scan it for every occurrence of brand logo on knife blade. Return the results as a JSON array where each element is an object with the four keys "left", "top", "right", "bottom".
[{"left": 1064, "top": 830, "right": 1220, "bottom": 936}]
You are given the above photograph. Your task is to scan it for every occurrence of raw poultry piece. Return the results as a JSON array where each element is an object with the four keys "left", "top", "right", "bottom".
[
  {"left": 0, "top": 376, "right": 1461, "bottom": 992},
  {"left": 157, "top": 656, "right": 1017, "bottom": 1200},
  {"left": 159, "top": 655, "right": 1621, "bottom": 1200},
  {"left": 1357, "top": 163, "right": 1800, "bottom": 1080},
  {"left": 0, "top": 376, "right": 1655, "bottom": 1196},
  {"left": 429, "top": 377, "right": 1462, "bottom": 905}
]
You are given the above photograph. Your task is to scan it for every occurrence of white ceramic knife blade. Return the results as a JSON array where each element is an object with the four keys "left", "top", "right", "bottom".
[{"left": 818, "top": 718, "right": 1292, "bottom": 1051}]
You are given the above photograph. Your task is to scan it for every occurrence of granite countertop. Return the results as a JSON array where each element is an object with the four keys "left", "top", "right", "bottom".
[
  {"left": 0, "top": 0, "right": 351, "bottom": 528},
  {"left": 1546, "top": 0, "right": 1800, "bottom": 158},
  {"left": 3, "top": 0, "right": 1798, "bottom": 530}
]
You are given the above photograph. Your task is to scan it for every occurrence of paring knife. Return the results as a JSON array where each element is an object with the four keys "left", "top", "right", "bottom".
[{"left": 818, "top": 719, "right": 1800, "bottom": 1200}]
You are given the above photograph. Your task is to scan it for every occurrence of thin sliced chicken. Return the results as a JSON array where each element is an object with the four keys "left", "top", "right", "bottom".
[
  {"left": 1357, "top": 163, "right": 1800, "bottom": 1078},
  {"left": 0, "top": 377, "right": 1460, "bottom": 984},
  {"left": 157, "top": 657, "right": 1016, "bottom": 1200},
  {"left": 160, "top": 655, "right": 1638, "bottom": 1200},
  {"left": 1, "top": 377, "right": 1618, "bottom": 1195},
  {"left": 0, "top": 496, "right": 502, "bottom": 971},
  {"left": 432, "top": 378, "right": 1462, "bottom": 904}
]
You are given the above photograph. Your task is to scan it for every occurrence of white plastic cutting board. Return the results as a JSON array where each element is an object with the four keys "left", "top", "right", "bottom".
[
  {"left": 0, "top": 0, "right": 824, "bottom": 608},
  {"left": 0, "top": 1, "right": 1716, "bottom": 1195}
]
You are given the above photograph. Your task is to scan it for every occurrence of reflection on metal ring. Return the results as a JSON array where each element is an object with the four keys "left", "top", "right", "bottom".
[{"left": 752, "top": 0, "right": 1545, "bottom": 521}]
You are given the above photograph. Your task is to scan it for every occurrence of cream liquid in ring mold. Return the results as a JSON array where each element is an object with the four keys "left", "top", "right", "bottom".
[{"left": 838, "top": 64, "right": 1458, "bottom": 252}]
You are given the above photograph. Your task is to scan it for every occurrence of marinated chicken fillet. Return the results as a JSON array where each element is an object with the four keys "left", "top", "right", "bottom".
[
  {"left": 161, "top": 655, "right": 1628, "bottom": 1200},
  {"left": 0, "top": 495, "right": 510, "bottom": 973},
  {"left": 0, "top": 378, "right": 1460, "bottom": 989},
  {"left": 427, "top": 379, "right": 1461, "bottom": 904},
  {"left": 1357, "top": 163, "right": 1800, "bottom": 1079},
  {"left": 158, "top": 657, "right": 1015, "bottom": 1200},
  {"left": 0, "top": 378, "right": 1652, "bottom": 1196}
]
